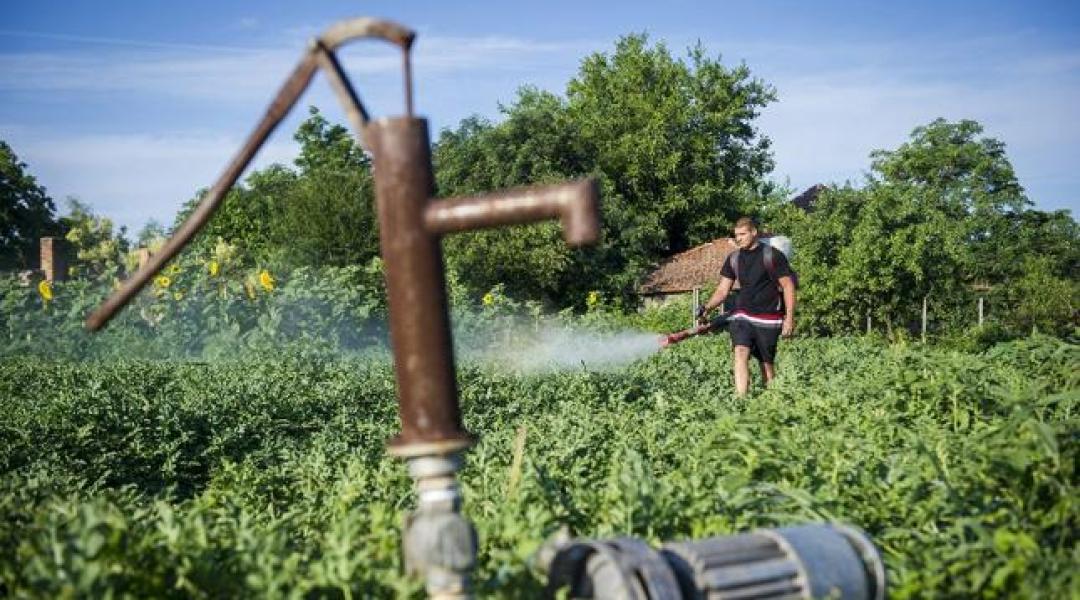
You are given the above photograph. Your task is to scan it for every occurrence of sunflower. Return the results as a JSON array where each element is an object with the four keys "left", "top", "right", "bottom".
[
  {"left": 207, "top": 260, "right": 220, "bottom": 277},
  {"left": 482, "top": 292, "right": 494, "bottom": 307},
  {"left": 37, "top": 280, "right": 53, "bottom": 302},
  {"left": 258, "top": 270, "right": 274, "bottom": 292},
  {"left": 155, "top": 275, "right": 171, "bottom": 288}
]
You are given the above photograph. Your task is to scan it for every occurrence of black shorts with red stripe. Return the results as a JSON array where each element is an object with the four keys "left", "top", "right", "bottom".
[{"left": 728, "top": 310, "right": 782, "bottom": 363}]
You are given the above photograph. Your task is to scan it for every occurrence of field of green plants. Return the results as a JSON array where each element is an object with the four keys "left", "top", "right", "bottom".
[{"left": 1, "top": 328, "right": 1076, "bottom": 598}]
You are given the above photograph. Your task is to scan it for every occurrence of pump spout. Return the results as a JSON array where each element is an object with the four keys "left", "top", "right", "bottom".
[{"left": 423, "top": 179, "right": 600, "bottom": 246}]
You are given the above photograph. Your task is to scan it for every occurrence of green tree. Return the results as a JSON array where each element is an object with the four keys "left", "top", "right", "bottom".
[
  {"left": 62, "top": 199, "right": 129, "bottom": 280},
  {"left": 990, "top": 209, "right": 1079, "bottom": 335},
  {"left": 435, "top": 91, "right": 587, "bottom": 303},
  {"left": 772, "top": 119, "right": 1075, "bottom": 336},
  {"left": 435, "top": 34, "right": 776, "bottom": 305},
  {"left": 274, "top": 107, "right": 378, "bottom": 267},
  {"left": 174, "top": 167, "right": 295, "bottom": 265},
  {"left": 135, "top": 219, "right": 166, "bottom": 247},
  {"left": 173, "top": 107, "right": 378, "bottom": 268},
  {"left": 0, "top": 141, "right": 62, "bottom": 269},
  {"left": 868, "top": 118, "right": 1029, "bottom": 285}
]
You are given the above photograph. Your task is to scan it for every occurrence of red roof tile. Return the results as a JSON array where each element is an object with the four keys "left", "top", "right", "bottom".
[{"left": 638, "top": 238, "right": 737, "bottom": 294}]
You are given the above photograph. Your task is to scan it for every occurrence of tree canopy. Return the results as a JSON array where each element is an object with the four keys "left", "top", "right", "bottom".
[
  {"left": 434, "top": 34, "right": 777, "bottom": 306},
  {"left": 771, "top": 119, "right": 1077, "bottom": 337},
  {"left": 174, "top": 107, "right": 378, "bottom": 269},
  {"left": 1, "top": 141, "right": 62, "bottom": 270}
]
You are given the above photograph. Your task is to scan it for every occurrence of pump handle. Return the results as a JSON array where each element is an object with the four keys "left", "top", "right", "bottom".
[{"left": 85, "top": 18, "right": 415, "bottom": 331}]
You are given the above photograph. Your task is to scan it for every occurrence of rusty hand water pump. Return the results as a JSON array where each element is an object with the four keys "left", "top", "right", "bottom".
[{"left": 84, "top": 17, "right": 884, "bottom": 599}]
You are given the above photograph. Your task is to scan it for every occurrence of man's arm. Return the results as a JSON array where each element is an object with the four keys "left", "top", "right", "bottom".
[
  {"left": 779, "top": 275, "right": 796, "bottom": 337},
  {"left": 702, "top": 276, "right": 734, "bottom": 315}
]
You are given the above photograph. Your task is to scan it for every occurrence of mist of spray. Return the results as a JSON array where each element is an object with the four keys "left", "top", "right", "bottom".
[{"left": 467, "top": 322, "right": 662, "bottom": 373}]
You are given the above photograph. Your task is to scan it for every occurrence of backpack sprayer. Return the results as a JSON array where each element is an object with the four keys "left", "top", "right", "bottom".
[{"left": 84, "top": 17, "right": 882, "bottom": 599}]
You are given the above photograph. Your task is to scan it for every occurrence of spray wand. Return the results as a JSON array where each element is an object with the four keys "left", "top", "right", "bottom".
[{"left": 658, "top": 313, "right": 730, "bottom": 348}]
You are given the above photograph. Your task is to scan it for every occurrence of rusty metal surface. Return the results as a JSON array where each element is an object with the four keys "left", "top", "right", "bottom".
[
  {"left": 318, "top": 17, "right": 415, "bottom": 51},
  {"left": 424, "top": 179, "right": 600, "bottom": 246},
  {"left": 366, "top": 116, "right": 473, "bottom": 450}
]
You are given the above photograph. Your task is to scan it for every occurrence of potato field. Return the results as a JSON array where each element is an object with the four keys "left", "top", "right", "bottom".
[{"left": 1, "top": 333, "right": 1077, "bottom": 598}]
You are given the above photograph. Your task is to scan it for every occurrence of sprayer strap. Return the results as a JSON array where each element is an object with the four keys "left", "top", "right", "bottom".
[
  {"left": 730, "top": 244, "right": 779, "bottom": 285},
  {"left": 763, "top": 244, "right": 776, "bottom": 282}
]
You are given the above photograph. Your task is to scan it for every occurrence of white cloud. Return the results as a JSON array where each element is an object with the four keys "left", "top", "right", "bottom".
[
  {"left": 0, "top": 49, "right": 302, "bottom": 103},
  {"left": 743, "top": 36, "right": 1080, "bottom": 211},
  {"left": 0, "top": 33, "right": 589, "bottom": 104},
  {"left": 7, "top": 130, "right": 298, "bottom": 234}
]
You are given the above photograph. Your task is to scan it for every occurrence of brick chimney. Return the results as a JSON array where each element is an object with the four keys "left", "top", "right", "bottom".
[
  {"left": 135, "top": 247, "right": 152, "bottom": 270},
  {"left": 40, "top": 237, "right": 69, "bottom": 282}
]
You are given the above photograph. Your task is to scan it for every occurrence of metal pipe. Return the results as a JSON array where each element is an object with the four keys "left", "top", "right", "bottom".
[
  {"left": 403, "top": 453, "right": 477, "bottom": 598},
  {"left": 365, "top": 116, "right": 473, "bottom": 455},
  {"left": 424, "top": 179, "right": 600, "bottom": 246}
]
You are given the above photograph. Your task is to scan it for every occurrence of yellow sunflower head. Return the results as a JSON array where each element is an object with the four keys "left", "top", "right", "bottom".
[
  {"left": 37, "top": 280, "right": 53, "bottom": 302},
  {"left": 258, "top": 270, "right": 274, "bottom": 292}
]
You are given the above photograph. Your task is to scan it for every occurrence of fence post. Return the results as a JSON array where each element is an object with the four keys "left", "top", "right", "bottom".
[
  {"left": 692, "top": 287, "right": 700, "bottom": 328},
  {"left": 866, "top": 309, "right": 871, "bottom": 334},
  {"left": 978, "top": 296, "right": 984, "bottom": 326},
  {"left": 922, "top": 295, "right": 928, "bottom": 342}
]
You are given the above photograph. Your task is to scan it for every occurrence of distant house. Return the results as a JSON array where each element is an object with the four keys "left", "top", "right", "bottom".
[
  {"left": 791, "top": 184, "right": 825, "bottom": 212},
  {"left": 638, "top": 238, "right": 738, "bottom": 308},
  {"left": 637, "top": 185, "right": 821, "bottom": 307}
]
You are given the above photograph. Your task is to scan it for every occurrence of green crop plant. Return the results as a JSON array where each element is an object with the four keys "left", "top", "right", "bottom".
[{"left": 0, "top": 334, "right": 1076, "bottom": 598}]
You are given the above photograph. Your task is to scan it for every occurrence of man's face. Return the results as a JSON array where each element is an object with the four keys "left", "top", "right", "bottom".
[{"left": 733, "top": 225, "right": 757, "bottom": 249}]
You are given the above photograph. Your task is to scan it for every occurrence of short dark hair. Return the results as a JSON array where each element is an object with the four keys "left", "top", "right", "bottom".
[{"left": 734, "top": 216, "right": 757, "bottom": 230}]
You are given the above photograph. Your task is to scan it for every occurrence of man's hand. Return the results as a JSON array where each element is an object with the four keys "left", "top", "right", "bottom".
[
  {"left": 781, "top": 316, "right": 795, "bottom": 338},
  {"left": 695, "top": 304, "right": 709, "bottom": 324}
]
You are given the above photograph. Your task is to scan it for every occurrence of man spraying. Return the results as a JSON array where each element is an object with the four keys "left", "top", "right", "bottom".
[{"left": 698, "top": 217, "right": 796, "bottom": 396}]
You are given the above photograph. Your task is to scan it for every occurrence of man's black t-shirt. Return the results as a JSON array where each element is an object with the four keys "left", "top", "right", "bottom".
[{"left": 720, "top": 243, "right": 793, "bottom": 316}]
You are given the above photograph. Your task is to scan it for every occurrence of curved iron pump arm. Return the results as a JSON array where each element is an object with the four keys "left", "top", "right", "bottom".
[
  {"left": 84, "top": 18, "right": 415, "bottom": 331},
  {"left": 85, "top": 17, "right": 598, "bottom": 333}
]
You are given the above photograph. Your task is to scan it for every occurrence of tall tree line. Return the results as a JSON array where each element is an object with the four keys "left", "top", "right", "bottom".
[
  {"left": 768, "top": 119, "right": 1078, "bottom": 337},
  {"left": 3, "top": 34, "right": 1076, "bottom": 337}
]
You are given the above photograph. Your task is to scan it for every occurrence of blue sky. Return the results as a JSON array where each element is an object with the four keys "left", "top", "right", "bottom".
[{"left": 2, "top": 0, "right": 1078, "bottom": 235}]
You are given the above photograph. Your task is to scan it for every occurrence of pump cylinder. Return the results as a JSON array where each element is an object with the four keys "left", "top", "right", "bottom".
[{"left": 365, "top": 116, "right": 471, "bottom": 454}]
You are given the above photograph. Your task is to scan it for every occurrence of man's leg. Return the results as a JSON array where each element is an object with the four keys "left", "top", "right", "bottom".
[
  {"left": 754, "top": 323, "right": 781, "bottom": 388},
  {"left": 734, "top": 345, "right": 752, "bottom": 396},
  {"left": 761, "top": 361, "right": 776, "bottom": 385}
]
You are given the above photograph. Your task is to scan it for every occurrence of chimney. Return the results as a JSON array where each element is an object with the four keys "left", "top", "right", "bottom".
[{"left": 40, "top": 237, "right": 69, "bottom": 282}]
